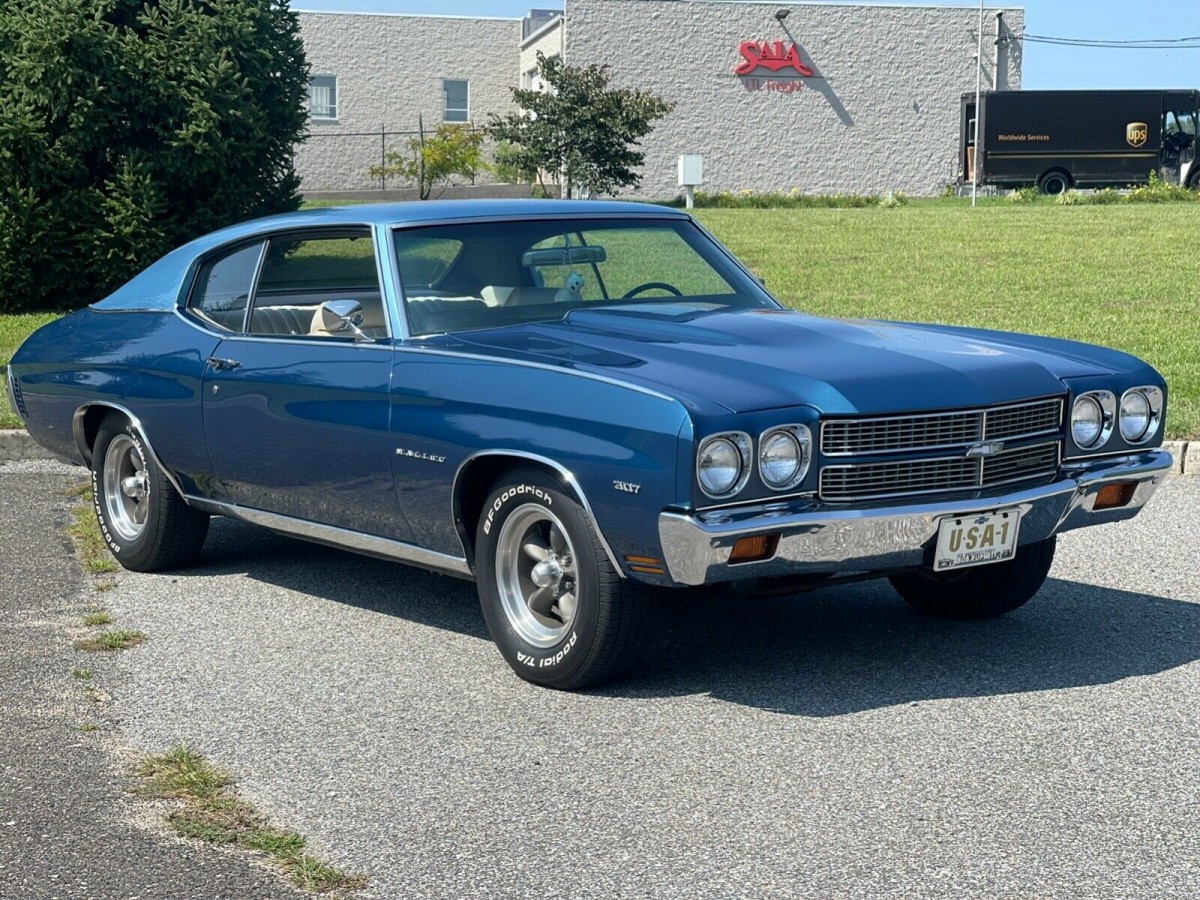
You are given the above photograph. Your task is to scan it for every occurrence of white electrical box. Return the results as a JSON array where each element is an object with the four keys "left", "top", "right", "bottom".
[{"left": 678, "top": 155, "right": 704, "bottom": 187}]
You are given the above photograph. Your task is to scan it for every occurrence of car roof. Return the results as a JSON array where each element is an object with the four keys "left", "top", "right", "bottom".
[{"left": 92, "top": 199, "right": 690, "bottom": 312}]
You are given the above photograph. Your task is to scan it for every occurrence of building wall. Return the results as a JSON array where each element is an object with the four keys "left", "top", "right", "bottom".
[
  {"left": 564, "top": 0, "right": 1023, "bottom": 197},
  {"left": 520, "top": 17, "right": 564, "bottom": 88},
  {"left": 297, "top": 12, "right": 521, "bottom": 192}
]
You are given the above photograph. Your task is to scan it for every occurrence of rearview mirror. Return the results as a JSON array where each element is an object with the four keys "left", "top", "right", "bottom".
[{"left": 521, "top": 246, "right": 607, "bottom": 267}]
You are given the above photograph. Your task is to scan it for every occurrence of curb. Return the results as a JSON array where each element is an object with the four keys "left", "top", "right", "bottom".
[{"left": 1, "top": 430, "right": 1194, "bottom": 474}]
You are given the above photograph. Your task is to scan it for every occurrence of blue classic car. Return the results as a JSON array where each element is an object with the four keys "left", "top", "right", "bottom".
[{"left": 9, "top": 200, "right": 1172, "bottom": 688}]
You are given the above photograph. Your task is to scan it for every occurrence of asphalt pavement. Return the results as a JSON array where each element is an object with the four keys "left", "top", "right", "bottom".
[
  {"left": 0, "top": 462, "right": 302, "bottom": 900},
  {"left": 4, "top": 459, "right": 1199, "bottom": 898}
]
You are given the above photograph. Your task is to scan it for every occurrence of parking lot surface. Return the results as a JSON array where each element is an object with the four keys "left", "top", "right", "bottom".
[{"left": 6, "top": 462, "right": 1200, "bottom": 898}]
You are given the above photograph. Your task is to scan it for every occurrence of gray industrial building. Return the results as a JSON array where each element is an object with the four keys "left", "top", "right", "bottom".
[{"left": 295, "top": 0, "right": 1022, "bottom": 197}]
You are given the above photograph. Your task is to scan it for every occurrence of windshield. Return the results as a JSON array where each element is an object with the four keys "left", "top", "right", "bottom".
[{"left": 391, "top": 217, "right": 778, "bottom": 336}]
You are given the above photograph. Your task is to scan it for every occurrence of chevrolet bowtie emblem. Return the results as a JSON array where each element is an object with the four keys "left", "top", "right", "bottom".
[{"left": 966, "top": 441, "right": 1005, "bottom": 458}]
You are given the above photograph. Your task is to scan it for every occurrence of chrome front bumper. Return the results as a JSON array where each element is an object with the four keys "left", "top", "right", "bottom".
[{"left": 657, "top": 450, "right": 1173, "bottom": 586}]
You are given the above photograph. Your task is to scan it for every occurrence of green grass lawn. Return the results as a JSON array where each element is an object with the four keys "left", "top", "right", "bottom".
[
  {"left": 1, "top": 312, "right": 59, "bottom": 428},
  {"left": 1, "top": 202, "right": 1196, "bottom": 437},
  {"left": 694, "top": 204, "right": 1198, "bottom": 439}
]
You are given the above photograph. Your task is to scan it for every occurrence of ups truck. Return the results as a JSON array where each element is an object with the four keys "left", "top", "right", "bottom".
[{"left": 961, "top": 90, "right": 1200, "bottom": 194}]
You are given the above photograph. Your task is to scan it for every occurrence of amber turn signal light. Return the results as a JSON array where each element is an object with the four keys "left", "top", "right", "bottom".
[
  {"left": 1094, "top": 481, "right": 1136, "bottom": 511},
  {"left": 728, "top": 533, "right": 780, "bottom": 564}
]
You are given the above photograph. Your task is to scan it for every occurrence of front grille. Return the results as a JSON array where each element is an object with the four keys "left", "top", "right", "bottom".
[
  {"left": 982, "top": 441, "right": 1060, "bottom": 486},
  {"left": 821, "top": 397, "right": 1063, "bottom": 456},
  {"left": 984, "top": 399, "right": 1063, "bottom": 441},
  {"left": 819, "top": 441, "right": 1060, "bottom": 502}
]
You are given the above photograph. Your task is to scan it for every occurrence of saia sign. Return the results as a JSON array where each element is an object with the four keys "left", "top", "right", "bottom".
[{"left": 734, "top": 41, "right": 814, "bottom": 77}]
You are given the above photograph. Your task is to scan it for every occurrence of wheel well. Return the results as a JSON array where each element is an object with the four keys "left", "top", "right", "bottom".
[
  {"left": 74, "top": 405, "right": 122, "bottom": 465},
  {"left": 454, "top": 455, "right": 574, "bottom": 569}
]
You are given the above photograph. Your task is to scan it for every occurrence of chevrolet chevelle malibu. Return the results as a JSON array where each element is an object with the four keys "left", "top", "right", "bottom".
[{"left": 9, "top": 200, "right": 1172, "bottom": 688}]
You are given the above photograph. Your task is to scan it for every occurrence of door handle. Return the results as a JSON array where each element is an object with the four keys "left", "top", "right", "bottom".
[{"left": 207, "top": 357, "right": 241, "bottom": 371}]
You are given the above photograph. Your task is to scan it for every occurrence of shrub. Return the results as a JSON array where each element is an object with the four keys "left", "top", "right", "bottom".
[
  {"left": 0, "top": 0, "right": 309, "bottom": 313},
  {"left": 1127, "top": 170, "right": 1197, "bottom": 203},
  {"left": 1008, "top": 185, "right": 1040, "bottom": 203}
]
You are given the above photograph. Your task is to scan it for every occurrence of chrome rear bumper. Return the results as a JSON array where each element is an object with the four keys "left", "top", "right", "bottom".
[{"left": 657, "top": 450, "right": 1172, "bottom": 586}]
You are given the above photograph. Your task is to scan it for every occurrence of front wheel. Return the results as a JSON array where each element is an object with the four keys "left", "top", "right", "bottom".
[
  {"left": 91, "top": 413, "right": 209, "bottom": 572},
  {"left": 475, "top": 470, "right": 650, "bottom": 689},
  {"left": 888, "top": 536, "right": 1056, "bottom": 620}
]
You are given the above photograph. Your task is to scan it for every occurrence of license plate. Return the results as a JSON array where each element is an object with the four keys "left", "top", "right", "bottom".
[{"left": 933, "top": 509, "right": 1021, "bottom": 571}]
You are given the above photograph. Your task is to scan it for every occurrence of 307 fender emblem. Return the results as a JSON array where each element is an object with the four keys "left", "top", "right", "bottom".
[{"left": 613, "top": 480, "right": 642, "bottom": 495}]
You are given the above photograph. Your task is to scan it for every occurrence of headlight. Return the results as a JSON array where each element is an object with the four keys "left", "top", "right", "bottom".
[
  {"left": 1071, "top": 395, "right": 1105, "bottom": 448},
  {"left": 697, "top": 433, "right": 751, "bottom": 499},
  {"left": 1118, "top": 386, "right": 1163, "bottom": 444},
  {"left": 758, "top": 425, "right": 812, "bottom": 490},
  {"left": 1119, "top": 390, "right": 1151, "bottom": 442}
]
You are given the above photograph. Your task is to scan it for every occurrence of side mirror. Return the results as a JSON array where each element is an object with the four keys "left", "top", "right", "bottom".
[{"left": 312, "top": 299, "right": 372, "bottom": 341}]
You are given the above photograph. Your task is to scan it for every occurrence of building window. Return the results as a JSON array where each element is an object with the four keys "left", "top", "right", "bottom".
[
  {"left": 309, "top": 75, "right": 337, "bottom": 121},
  {"left": 443, "top": 79, "right": 469, "bottom": 122}
]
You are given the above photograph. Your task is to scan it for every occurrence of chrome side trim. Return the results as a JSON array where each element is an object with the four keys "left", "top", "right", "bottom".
[
  {"left": 451, "top": 449, "right": 626, "bottom": 578},
  {"left": 659, "top": 449, "right": 1172, "bottom": 586},
  {"left": 71, "top": 402, "right": 189, "bottom": 500},
  {"left": 185, "top": 496, "right": 474, "bottom": 580}
]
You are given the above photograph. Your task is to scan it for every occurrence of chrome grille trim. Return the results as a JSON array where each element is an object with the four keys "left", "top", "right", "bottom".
[
  {"left": 821, "top": 397, "right": 1064, "bottom": 457},
  {"left": 819, "top": 441, "right": 1061, "bottom": 502}
]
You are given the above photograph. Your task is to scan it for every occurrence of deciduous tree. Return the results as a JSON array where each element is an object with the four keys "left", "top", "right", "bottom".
[
  {"left": 488, "top": 53, "right": 674, "bottom": 199},
  {"left": 369, "top": 123, "right": 485, "bottom": 200}
]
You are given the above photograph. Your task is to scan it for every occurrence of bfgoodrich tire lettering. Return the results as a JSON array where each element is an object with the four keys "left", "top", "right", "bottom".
[
  {"left": 475, "top": 469, "right": 650, "bottom": 689},
  {"left": 888, "top": 535, "right": 1056, "bottom": 620},
  {"left": 90, "top": 412, "right": 209, "bottom": 572}
]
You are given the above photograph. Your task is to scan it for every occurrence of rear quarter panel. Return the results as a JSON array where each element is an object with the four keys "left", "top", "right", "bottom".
[{"left": 12, "top": 310, "right": 218, "bottom": 487}]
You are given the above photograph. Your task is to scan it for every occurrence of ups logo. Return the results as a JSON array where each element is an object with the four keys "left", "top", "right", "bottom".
[{"left": 1126, "top": 122, "right": 1148, "bottom": 148}]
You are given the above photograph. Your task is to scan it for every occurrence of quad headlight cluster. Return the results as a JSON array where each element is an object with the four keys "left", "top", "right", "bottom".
[
  {"left": 1070, "top": 387, "right": 1162, "bottom": 451},
  {"left": 697, "top": 425, "right": 812, "bottom": 500}
]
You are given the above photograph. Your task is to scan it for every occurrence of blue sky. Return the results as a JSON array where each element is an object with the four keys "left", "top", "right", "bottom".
[{"left": 290, "top": 0, "right": 1200, "bottom": 90}]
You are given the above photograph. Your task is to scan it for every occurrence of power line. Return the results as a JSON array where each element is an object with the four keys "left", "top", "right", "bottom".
[{"left": 1010, "top": 32, "right": 1200, "bottom": 50}]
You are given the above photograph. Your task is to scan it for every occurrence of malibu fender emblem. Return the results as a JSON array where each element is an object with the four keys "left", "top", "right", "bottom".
[
  {"left": 613, "top": 480, "right": 642, "bottom": 495},
  {"left": 966, "top": 441, "right": 1005, "bottom": 458},
  {"left": 395, "top": 447, "right": 446, "bottom": 464}
]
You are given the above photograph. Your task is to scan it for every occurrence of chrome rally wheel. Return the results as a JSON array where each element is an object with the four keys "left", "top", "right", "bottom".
[
  {"left": 90, "top": 412, "right": 210, "bottom": 572},
  {"left": 475, "top": 469, "right": 651, "bottom": 690},
  {"left": 495, "top": 504, "right": 579, "bottom": 648},
  {"left": 101, "top": 433, "right": 149, "bottom": 542}
]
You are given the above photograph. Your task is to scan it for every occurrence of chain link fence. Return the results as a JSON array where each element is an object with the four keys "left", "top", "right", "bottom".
[{"left": 296, "top": 125, "right": 505, "bottom": 195}]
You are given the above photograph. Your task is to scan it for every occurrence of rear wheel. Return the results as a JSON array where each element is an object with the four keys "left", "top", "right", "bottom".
[
  {"left": 91, "top": 413, "right": 209, "bottom": 572},
  {"left": 1188, "top": 167, "right": 1200, "bottom": 190},
  {"left": 475, "top": 469, "right": 650, "bottom": 689},
  {"left": 1037, "top": 170, "right": 1071, "bottom": 195},
  {"left": 888, "top": 536, "right": 1056, "bottom": 620}
]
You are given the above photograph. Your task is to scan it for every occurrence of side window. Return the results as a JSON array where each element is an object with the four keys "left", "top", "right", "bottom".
[
  {"left": 188, "top": 242, "right": 264, "bottom": 332},
  {"left": 247, "top": 232, "right": 387, "bottom": 339},
  {"left": 309, "top": 75, "right": 337, "bottom": 121},
  {"left": 443, "top": 79, "right": 469, "bottom": 122}
]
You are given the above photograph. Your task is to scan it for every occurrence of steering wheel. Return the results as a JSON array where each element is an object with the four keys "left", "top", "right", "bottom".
[{"left": 621, "top": 282, "right": 683, "bottom": 299}]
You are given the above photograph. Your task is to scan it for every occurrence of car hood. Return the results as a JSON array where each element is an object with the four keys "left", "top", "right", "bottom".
[{"left": 442, "top": 304, "right": 1151, "bottom": 415}]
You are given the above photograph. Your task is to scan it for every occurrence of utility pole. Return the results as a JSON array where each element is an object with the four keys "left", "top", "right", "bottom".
[{"left": 972, "top": 0, "right": 984, "bottom": 208}]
